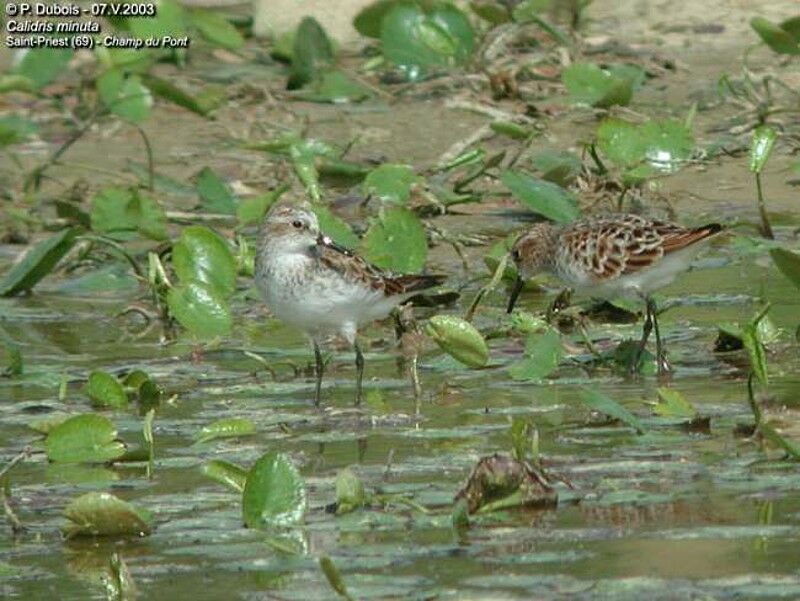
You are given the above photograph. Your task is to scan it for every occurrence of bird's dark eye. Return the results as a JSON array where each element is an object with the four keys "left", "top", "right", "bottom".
[
  {"left": 291, "top": 220, "right": 303, "bottom": 229},
  {"left": 511, "top": 249, "right": 520, "bottom": 261}
]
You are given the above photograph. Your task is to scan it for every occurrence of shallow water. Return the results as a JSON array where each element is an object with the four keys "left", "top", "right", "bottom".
[{"left": 2, "top": 0, "right": 800, "bottom": 599}]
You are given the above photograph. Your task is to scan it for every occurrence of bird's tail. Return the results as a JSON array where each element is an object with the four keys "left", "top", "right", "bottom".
[{"left": 663, "top": 223, "right": 724, "bottom": 253}]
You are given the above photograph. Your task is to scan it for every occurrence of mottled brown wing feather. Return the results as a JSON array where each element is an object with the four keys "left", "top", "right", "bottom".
[{"left": 314, "top": 235, "right": 444, "bottom": 297}]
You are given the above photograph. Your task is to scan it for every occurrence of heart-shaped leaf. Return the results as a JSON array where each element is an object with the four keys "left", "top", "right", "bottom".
[
  {"left": 751, "top": 16, "right": 800, "bottom": 55},
  {"left": 363, "top": 163, "right": 422, "bottom": 204},
  {"left": 293, "top": 70, "right": 372, "bottom": 103},
  {"left": 189, "top": 9, "right": 244, "bottom": 50},
  {"left": 14, "top": 48, "right": 74, "bottom": 89},
  {"left": 288, "top": 17, "right": 334, "bottom": 90},
  {"left": 654, "top": 387, "right": 697, "bottom": 418},
  {"left": 580, "top": 389, "right": 645, "bottom": 434},
  {"left": 770, "top": 248, "right": 800, "bottom": 290},
  {"left": 194, "top": 418, "right": 256, "bottom": 444},
  {"left": 45, "top": 414, "right": 127, "bottom": 463},
  {"left": 195, "top": 167, "right": 237, "bottom": 214},
  {"left": 63, "top": 492, "right": 152, "bottom": 537},
  {"left": 242, "top": 451, "right": 307, "bottom": 528},
  {"left": 167, "top": 281, "right": 232, "bottom": 338},
  {"left": 172, "top": 226, "right": 237, "bottom": 297},
  {"left": 508, "top": 328, "right": 562, "bottom": 381},
  {"left": 562, "top": 62, "right": 643, "bottom": 108},
  {"left": 361, "top": 207, "right": 428, "bottom": 273},
  {"left": 335, "top": 467, "right": 366, "bottom": 514}
]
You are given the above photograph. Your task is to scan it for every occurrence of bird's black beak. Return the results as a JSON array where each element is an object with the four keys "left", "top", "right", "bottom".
[{"left": 507, "top": 275, "right": 524, "bottom": 314}]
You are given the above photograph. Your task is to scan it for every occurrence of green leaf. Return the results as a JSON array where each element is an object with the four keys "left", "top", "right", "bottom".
[
  {"left": 508, "top": 328, "right": 562, "bottom": 381},
  {"left": 90, "top": 187, "right": 167, "bottom": 241},
  {"left": 654, "top": 387, "right": 697, "bottom": 418},
  {"left": 500, "top": 170, "right": 580, "bottom": 223},
  {"left": 141, "top": 73, "right": 211, "bottom": 117},
  {"left": 749, "top": 125, "right": 777, "bottom": 174},
  {"left": 562, "top": 62, "right": 642, "bottom": 108},
  {"left": 167, "top": 281, "right": 232, "bottom": 338},
  {"left": 0, "top": 228, "right": 78, "bottom": 296},
  {"left": 107, "top": 74, "right": 152, "bottom": 123},
  {"left": 0, "top": 333, "right": 23, "bottom": 377},
  {"left": 426, "top": 314, "right": 489, "bottom": 368},
  {"left": 14, "top": 48, "right": 74, "bottom": 89},
  {"left": 354, "top": 0, "right": 395, "bottom": 38},
  {"left": 363, "top": 163, "right": 422, "bottom": 204},
  {"left": 194, "top": 418, "right": 256, "bottom": 443},
  {"left": 313, "top": 205, "right": 360, "bottom": 249},
  {"left": 294, "top": 70, "right": 372, "bottom": 103},
  {"left": 597, "top": 117, "right": 694, "bottom": 173},
  {"left": 288, "top": 17, "right": 334, "bottom": 90},
  {"left": 172, "top": 225, "right": 237, "bottom": 297},
  {"left": 196, "top": 167, "right": 237, "bottom": 214},
  {"left": 770, "top": 248, "right": 800, "bottom": 290},
  {"left": 86, "top": 371, "right": 128, "bottom": 409},
  {"left": 751, "top": 16, "right": 800, "bottom": 55},
  {"left": 361, "top": 207, "right": 428, "bottom": 272},
  {"left": 489, "top": 120, "right": 530, "bottom": 140},
  {"left": 237, "top": 185, "right": 289, "bottom": 226},
  {"left": 202, "top": 459, "right": 248, "bottom": 492},
  {"left": 290, "top": 144, "right": 321, "bottom": 202},
  {"left": 381, "top": 2, "right": 473, "bottom": 79},
  {"left": 242, "top": 451, "right": 307, "bottom": 528},
  {"left": 189, "top": 9, "right": 244, "bottom": 50},
  {"left": 0, "top": 114, "right": 38, "bottom": 147},
  {"left": 45, "top": 414, "right": 127, "bottom": 463},
  {"left": 580, "top": 389, "right": 645, "bottom": 434},
  {"left": 335, "top": 467, "right": 366, "bottom": 514},
  {"left": 63, "top": 492, "right": 152, "bottom": 538}
]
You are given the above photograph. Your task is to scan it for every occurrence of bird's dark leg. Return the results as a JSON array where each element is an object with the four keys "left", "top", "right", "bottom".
[
  {"left": 650, "top": 299, "right": 672, "bottom": 376},
  {"left": 354, "top": 341, "right": 365, "bottom": 406},
  {"left": 631, "top": 297, "right": 653, "bottom": 373},
  {"left": 313, "top": 340, "right": 324, "bottom": 407}
]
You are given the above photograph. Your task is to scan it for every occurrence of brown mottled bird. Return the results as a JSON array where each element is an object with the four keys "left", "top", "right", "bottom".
[{"left": 507, "top": 214, "right": 723, "bottom": 374}]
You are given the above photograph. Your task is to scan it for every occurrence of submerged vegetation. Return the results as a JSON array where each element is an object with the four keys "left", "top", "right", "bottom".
[{"left": 0, "top": 0, "right": 799, "bottom": 598}]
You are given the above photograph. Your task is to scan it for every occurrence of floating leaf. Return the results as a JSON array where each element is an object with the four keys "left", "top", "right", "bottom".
[
  {"left": 654, "top": 387, "right": 697, "bottom": 419},
  {"left": 90, "top": 187, "right": 167, "bottom": 241},
  {"left": 97, "top": 70, "right": 151, "bottom": 123},
  {"left": 63, "top": 492, "right": 152, "bottom": 538},
  {"left": 749, "top": 126, "right": 777, "bottom": 174},
  {"left": 580, "top": 389, "right": 645, "bottom": 434},
  {"left": 562, "top": 62, "right": 643, "bottom": 108},
  {"left": 597, "top": 117, "right": 694, "bottom": 174},
  {"left": 500, "top": 170, "right": 580, "bottom": 223},
  {"left": 196, "top": 167, "right": 237, "bottom": 214},
  {"left": 167, "top": 281, "right": 232, "bottom": 338},
  {"left": 335, "top": 467, "right": 366, "bottom": 514},
  {"left": 294, "top": 70, "right": 372, "bottom": 103},
  {"left": 189, "top": 9, "right": 244, "bottom": 50},
  {"left": 426, "top": 315, "right": 489, "bottom": 368},
  {"left": 288, "top": 17, "right": 334, "bottom": 89},
  {"left": 751, "top": 16, "right": 800, "bottom": 55},
  {"left": 770, "top": 248, "right": 800, "bottom": 290},
  {"left": 0, "top": 228, "right": 78, "bottom": 296},
  {"left": 86, "top": 371, "right": 128, "bottom": 409},
  {"left": 509, "top": 328, "right": 562, "bottom": 381},
  {"left": 363, "top": 164, "right": 421, "bottom": 204},
  {"left": 0, "top": 333, "right": 23, "bottom": 377},
  {"left": 361, "top": 207, "right": 428, "bottom": 272},
  {"left": 242, "top": 451, "right": 307, "bottom": 528},
  {"left": 194, "top": 418, "right": 256, "bottom": 443},
  {"left": 45, "top": 414, "right": 126, "bottom": 464},
  {"left": 202, "top": 459, "right": 248, "bottom": 492},
  {"left": 14, "top": 48, "right": 74, "bottom": 89},
  {"left": 172, "top": 226, "right": 237, "bottom": 297}
]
